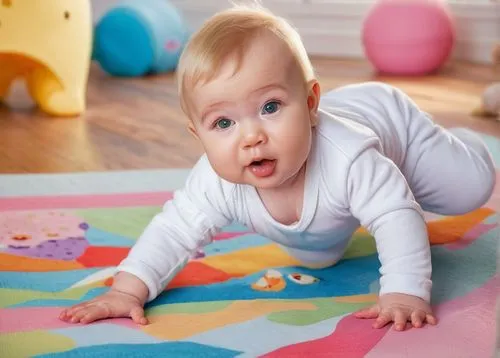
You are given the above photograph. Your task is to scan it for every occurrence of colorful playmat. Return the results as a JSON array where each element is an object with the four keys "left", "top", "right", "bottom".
[{"left": 1, "top": 133, "right": 499, "bottom": 357}]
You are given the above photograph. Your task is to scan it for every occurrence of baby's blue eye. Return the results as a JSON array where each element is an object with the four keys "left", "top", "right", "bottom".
[
  {"left": 262, "top": 101, "right": 280, "bottom": 115},
  {"left": 215, "top": 118, "right": 234, "bottom": 129}
]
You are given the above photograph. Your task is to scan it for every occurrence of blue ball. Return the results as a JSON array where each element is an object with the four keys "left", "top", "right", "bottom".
[{"left": 93, "top": 0, "right": 190, "bottom": 77}]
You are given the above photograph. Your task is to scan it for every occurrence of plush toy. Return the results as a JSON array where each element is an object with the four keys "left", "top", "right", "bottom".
[
  {"left": 473, "top": 83, "right": 500, "bottom": 118},
  {"left": 0, "top": 0, "right": 92, "bottom": 117},
  {"left": 92, "top": 0, "right": 189, "bottom": 77},
  {"left": 472, "top": 43, "right": 500, "bottom": 119}
]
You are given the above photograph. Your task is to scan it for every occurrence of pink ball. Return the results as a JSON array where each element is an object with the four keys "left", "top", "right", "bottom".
[{"left": 362, "top": 0, "right": 456, "bottom": 75}]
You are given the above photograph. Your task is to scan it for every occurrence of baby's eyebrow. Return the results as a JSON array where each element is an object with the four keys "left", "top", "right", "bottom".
[
  {"left": 251, "top": 83, "right": 287, "bottom": 95},
  {"left": 200, "top": 101, "right": 231, "bottom": 123}
]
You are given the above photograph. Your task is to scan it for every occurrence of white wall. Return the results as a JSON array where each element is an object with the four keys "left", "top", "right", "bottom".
[
  {"left": 92, "top": 0, "right": 500, "bottom": 64},
  {"left": 91, "top": 0, "right": 120, "bottom": 22}
]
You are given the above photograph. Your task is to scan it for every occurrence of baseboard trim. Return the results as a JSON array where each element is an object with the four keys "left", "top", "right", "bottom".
[
  {"left": 299, "top": 29, "right": 498, "bottom": 63},
  {"left": 170, "top": 0, "right": 500, "bottom": 64}
]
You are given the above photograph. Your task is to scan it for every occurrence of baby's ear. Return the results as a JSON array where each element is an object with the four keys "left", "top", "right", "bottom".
[
  {"left": 187, "top": 121, "right": 200, "bottom": 140},
  {"left": 307, "top": 80, "right": 321, "bottom": 126}
]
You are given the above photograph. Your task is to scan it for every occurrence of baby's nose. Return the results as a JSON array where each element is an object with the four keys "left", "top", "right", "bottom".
[{"left": 241, "top": 126, "right": 267, "bottom": 149}]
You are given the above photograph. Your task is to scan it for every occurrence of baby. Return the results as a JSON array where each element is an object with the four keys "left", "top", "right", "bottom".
[{"left": 59, "top": 4, "right": 496, "bottom": 331}]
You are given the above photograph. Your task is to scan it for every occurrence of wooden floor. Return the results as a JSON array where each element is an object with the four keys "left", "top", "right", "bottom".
[{"left": 1, "top": 58, "right": 499, "bottom": 174}]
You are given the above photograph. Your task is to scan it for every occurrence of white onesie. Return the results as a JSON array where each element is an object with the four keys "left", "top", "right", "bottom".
[{"left": 117, "top": 82, "right": 496, "bottom": 303}]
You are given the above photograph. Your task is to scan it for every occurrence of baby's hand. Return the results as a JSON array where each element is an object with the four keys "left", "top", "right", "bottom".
[
  {"left": 59, "top": 289, "right": 148, "bottom": 325},
  {"left": 354, "top": 293, "right": 437, "bottom": 331}
]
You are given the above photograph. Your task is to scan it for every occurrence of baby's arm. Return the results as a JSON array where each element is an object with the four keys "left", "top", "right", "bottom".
[
  {"left": 60, "top": 156, "right": 232, "bottom": 324},
  {"left": 117, "top": 179, "right": 231, "bottom": 302},
  {"left": 345, "top": 147, "right": 436, "bottom": 330}
]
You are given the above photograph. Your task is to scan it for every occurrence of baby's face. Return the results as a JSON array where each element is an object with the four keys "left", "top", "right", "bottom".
[{"left": 188, "top": 32, "right": 319, "bottom": 189}]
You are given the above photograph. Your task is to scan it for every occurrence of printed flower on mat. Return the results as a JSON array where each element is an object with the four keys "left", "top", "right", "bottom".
[
  {"left": 287, "top": 273, "right": 320, "bottom": 285},
  {"left": 0, "top": 210, "right": 89, "bottom": 260},
  {"left": 252, "top": 269, "right": 287, "bottom": 292}
]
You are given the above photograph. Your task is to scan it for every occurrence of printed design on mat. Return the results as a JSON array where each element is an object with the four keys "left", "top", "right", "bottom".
[
  {"left": 251, "top": 270, "right": 320, "bottom": 292},
  {"left": 0, "top": 211, "right": 89, "bottom": 260},
  {"left": 251, "top": 269, "right": 287, "bottom": 292}
]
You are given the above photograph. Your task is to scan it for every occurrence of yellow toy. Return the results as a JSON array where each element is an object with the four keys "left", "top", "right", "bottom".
[{"left": 0, "top": 0, "right": 92, "bottom": 117}]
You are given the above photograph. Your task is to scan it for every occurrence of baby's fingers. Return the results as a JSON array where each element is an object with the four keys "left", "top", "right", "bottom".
[
  {"left": 393, "top": 309, "right": 408, "bottom": 331},
  {"left": 69, "top": 305, "right": 97, "bottom": 323},
  {"left": 410, "top": 310, "right": 425, "bottom": 328},
  {"left": 59, "top": 308, "right": 71, "bottom": 321},
  {"left": 59, "top": 303, "right": 91, "bottom": 322},
  {"left": 354, "top": 305, "right": 380, "bottom": 319},
  {"left": 373, "top": 310, "right": 393, "bottom": 329},
  {"left": 426, "top": 313, "right": 438, "bottom": 325},
  {"left": 79, "top": 304, "right": 111, "bottom": 324},
  {"left": 130, "top": 306, "right": 148, "bottom": 325}
]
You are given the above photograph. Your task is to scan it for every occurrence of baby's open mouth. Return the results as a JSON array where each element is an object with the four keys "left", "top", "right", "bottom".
[
  {"left": 250, "top": 159, "right": 266, "bottom": 166},
  {"left": 249, "top": 158, "right": 274, "bottom": 166},
  {"left": 248, "top": 159, "right": 276, "bottom": 177}
]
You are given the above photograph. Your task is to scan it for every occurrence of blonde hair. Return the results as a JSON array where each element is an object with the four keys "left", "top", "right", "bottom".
[{"left": 177, "top": 2, "right": 316, "bottom": 116}]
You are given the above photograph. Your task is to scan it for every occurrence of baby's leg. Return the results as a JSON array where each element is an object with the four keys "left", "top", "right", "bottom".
[{"left": 403, "top": 122, "right": 496, "bottom": 216}]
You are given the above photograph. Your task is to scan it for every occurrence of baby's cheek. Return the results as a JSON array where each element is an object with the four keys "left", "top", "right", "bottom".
[{"left": 212, "top": 161, "right": 242, "bottom": 183}]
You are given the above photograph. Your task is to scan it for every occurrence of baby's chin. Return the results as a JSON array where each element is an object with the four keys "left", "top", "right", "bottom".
[
  {"left": 216, "top": 172, "right": 282, "bottom": 189},
  {"left": 243, "top": 174, "right": 299, "bottom": 191}
]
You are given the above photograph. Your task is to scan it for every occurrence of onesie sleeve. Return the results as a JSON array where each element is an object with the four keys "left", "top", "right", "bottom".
[
  {"left": 116, "top": 156, "right": 233, "bottom": 302},
  {"left": 346, "top": 147, "right": 432, "bottom": 302}
]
